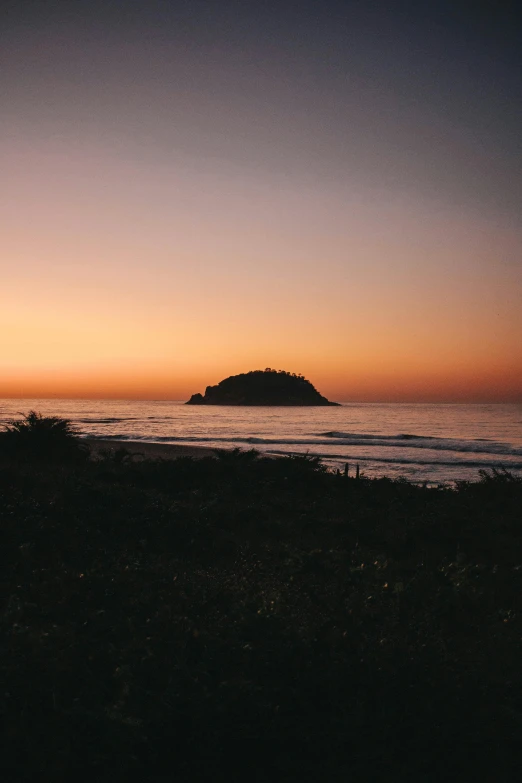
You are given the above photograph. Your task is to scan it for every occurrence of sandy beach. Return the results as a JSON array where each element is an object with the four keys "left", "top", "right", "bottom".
[{"left": 84, "top": 438, "right": 223, "bottom": 461}]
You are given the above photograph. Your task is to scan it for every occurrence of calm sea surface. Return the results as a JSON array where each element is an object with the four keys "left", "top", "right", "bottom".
[{"left": 1, "top": 400, "right": 521, "bottom": 484}]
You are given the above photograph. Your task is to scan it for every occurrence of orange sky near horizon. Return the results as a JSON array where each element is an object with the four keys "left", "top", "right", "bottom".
[
  {"left": 1, "top": 144, "right": 521, "bottom": 402},
  {"left": 2, "top": 5, "right": 521, "bottom": 403}
]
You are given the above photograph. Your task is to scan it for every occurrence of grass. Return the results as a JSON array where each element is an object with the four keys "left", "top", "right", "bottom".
[{"left": 1, "top": 415, "right": 522, "bottom": 781}]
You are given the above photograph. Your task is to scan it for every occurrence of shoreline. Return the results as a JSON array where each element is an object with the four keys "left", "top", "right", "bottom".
[{"left": 84, "top": 437, "right": 225, "bottom": 461}]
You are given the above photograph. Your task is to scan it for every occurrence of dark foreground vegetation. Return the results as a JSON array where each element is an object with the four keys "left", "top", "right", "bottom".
[{"left": 2, "top": 414, "right": 522, "bottom": 781}]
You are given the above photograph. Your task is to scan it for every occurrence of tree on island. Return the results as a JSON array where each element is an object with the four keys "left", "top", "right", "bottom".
[{"left": 186, "top": 369, "right": 340, "bottom": 406}]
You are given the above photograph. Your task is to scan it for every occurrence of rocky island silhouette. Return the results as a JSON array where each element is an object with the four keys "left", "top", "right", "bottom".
[{"left": 186, "top": 369, "right": 340, "bottom": 406}]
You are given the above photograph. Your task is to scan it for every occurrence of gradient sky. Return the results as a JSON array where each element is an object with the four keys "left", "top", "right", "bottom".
[{"left": 1, "top": 0, "right": 521, "bottom": 401}]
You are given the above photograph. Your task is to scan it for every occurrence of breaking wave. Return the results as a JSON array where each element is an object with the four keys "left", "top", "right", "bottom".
[
  {"left": 266, "top": 450, "right": 522, "bottom": 469},
  {"left": 317, "top": 432, "right": 522, "bottom": 457},
  {"left": 83, "top": 432, "right": 522, "bottom": 459},
  {"left": 84, "top": 432, "right": 522, "bottom": 457}
]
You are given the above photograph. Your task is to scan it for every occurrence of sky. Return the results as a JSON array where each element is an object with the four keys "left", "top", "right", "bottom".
[{"left": 1, "top": 0, "right": 521, "bottom": 402}]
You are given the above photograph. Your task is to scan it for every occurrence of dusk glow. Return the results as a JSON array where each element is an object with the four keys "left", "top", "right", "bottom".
[
  {"left": 2, "top": 1, "right": 521, "bottom": 401},
  {"left": 4, "top": 7, "right": 522, "bottom": 777}
]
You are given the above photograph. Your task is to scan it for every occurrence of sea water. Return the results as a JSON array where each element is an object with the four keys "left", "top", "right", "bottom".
[{"left": 0, "top": 400, "right": 521, "bottom": 485}]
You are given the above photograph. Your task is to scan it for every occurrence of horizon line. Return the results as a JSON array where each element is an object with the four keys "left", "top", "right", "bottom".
[{"left": 0, "top": 397, "right": 520, "bottom": 406}]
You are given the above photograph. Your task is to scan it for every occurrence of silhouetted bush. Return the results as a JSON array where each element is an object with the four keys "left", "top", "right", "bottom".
[{"left": 0, "top": 411, "right": 87, "bottom": 463}]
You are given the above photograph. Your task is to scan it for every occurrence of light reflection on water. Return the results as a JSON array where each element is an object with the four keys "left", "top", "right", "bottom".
[{"left": 1, "top": 400, "right": 521, "bottom": 484}]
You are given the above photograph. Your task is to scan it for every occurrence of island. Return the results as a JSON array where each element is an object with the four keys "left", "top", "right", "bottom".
[{"left": 186, "top": 368, "right": 340, "bottom": 406}]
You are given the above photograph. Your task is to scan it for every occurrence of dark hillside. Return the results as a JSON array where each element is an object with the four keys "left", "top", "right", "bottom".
[{"left": 186, "top": 368, "right": 339, "bottom": 405}]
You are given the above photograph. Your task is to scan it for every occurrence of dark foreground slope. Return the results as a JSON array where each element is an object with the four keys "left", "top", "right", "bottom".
[
  {"left": 186, "top": 368, "right": 339, "bottom": 405},
  {"left": 2, "top": 439, "right": 522, "bottom": 781}
]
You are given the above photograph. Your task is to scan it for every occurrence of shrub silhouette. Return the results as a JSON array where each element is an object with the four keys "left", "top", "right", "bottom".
[
  {"left": 478, "top": 466, "right": 522, "bottom": 483},
  {"left": 0, "top": 410, "right": 87, "bottom": 462}
]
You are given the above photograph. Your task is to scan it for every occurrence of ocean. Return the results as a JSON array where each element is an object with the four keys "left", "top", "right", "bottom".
[{"left": 0, "top": 399, "right": 521, "bottom": 484}]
